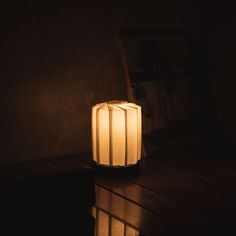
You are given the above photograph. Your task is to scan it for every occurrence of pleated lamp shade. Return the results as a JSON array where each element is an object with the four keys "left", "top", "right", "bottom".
[{"left": 92, "top": 101, "right": 142, "bottom": 167}]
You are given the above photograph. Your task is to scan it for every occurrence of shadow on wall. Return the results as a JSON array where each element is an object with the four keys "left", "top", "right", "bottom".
[
  {"left": 0, "top": 1, "right": 198, "bottom": 165},
  {"left": 199, "top": 1, "right": 236, "bottom": 155},
  {"left": 1, "top": 13, "right": 127, "bottom": 165}
]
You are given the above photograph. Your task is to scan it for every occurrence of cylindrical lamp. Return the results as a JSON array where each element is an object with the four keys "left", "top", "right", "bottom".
[{"left": 92, "top": 101, "right": 142, "bottom": 168}]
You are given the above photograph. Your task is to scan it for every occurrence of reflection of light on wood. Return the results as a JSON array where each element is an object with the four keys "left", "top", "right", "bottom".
[
  {"left": 95, "top": 185, "right": 142, "bottom": 233},
  {"left": 111, "top": 218, "right": 125, "bottom": 236},
  {"left": 92, "top": 207, "right": 140, "bottom": 236},
  {"left": 126, "top": 225, "right": 139, "bottom": 236},
  {"left": 92, "top": 101, "right": 142, "bottom": 167}
]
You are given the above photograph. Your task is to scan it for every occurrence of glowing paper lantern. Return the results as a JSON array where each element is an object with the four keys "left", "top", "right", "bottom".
[{"left": 92, "top": 101, "right": 142, "bottom": 167}]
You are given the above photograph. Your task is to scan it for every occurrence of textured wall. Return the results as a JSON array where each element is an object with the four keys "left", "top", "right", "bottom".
[
  {"left": 1, "top": 10, "right": 127, "bottom": 165},
  {"left": 0, "top": 2, "right": 197, "bottom": 165}
]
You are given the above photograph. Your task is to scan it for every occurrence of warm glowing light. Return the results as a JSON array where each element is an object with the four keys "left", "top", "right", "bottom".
[
  {"left": 92, "top": 101, "right": 142, "bottom": 167},
  {"left": 92, "top": 207, "right": 140, "bottom": 236}
]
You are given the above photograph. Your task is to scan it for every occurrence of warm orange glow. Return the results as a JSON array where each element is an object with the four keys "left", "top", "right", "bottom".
[
  {"left": 92, "top": 207, "right": 140, "bottom": 235},
  {"left": 92, "top": 101, "right": 142, "bottom": 167}
]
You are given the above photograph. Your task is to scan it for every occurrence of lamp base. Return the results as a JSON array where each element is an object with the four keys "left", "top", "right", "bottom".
[{"left": 93, "top": 161, "right": 140, "bottom": 177}]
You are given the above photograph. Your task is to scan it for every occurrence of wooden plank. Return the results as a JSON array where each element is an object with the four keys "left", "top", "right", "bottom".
[
  {"left": 95, "top": 185, "right": 190, "bottom": 236},
  {"left": 130, "top": 168, "right": 235, "bottom": 215},
  {"left": 172, "top": 165, "right": 235, "bottom": 189},
  {"left": 96, "top": 175, "right": 206, "bottom": 231},
  {"left": 0, "top": 157, "right": 96, "bottom": 214},
  {"left": 51, "top": 155, "right": 235, "bottom": 220},
  {"left": 129, "top": 168, "right": 235, "bottom": 233},
  {"left": 92, "top": 207, "right": 141, "bottom": 236},
  {"left": 2, "top": 153, "right": 234, "bottom": 234},
  {"left": 79, "top": 151, "right": 236, "bottom": 187},
  {"left": 138, "top": 165, "right": 236, "bottom": 225},
  {"left": 142, "top": 160, "right": 235, "bottom": 192},
  {"left": 143, "top": 154, "right": 236, "bottom": 189}
]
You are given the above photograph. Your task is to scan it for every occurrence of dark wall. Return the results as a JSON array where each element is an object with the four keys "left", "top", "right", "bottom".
[
  {"left": 1, "top": 1, "right": 197, "bottom": 165},
  {"left": 199, "top": 2, "right": 236, "bottom": 155}
]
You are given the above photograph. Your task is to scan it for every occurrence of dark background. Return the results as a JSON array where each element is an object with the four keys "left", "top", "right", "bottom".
[{"left": 1, "top": 1, "right": 235, "bottom": 165}]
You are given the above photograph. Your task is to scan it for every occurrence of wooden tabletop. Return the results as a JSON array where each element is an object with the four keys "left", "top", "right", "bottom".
[{"left": 1, "top": 150, "right": 235, "bottom": 235}]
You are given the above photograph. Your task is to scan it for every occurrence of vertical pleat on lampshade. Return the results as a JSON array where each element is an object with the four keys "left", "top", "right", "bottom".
[{"left": 92, "top": 101, "right": 142, "bottom": 167}]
